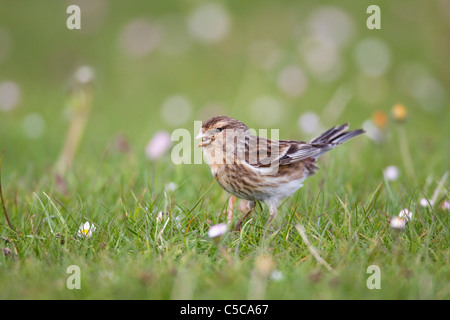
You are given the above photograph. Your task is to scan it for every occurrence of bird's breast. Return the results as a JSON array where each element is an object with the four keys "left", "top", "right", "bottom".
[{"left": 210, "top": 163, "right": 222, "bottom": 178}]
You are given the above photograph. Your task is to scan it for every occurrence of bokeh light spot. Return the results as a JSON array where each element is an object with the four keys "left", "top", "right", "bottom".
[
  {"left": 298, "top": 112, "right": 321, "bottom": 135},
  {"left": 308, "top": 6, "right": 355, "bottom": 49},
  {"left": 354, "top": 38, "right": 391, "bottom": 76},
  {"left": 249, "top": 96, "right": 284, "bottom": 126},
  {"left": 0, "top": 81, "right": 21, "bottom": 111},
  {"left": 248, "top": 41, "right": 282, "bottom": 70},
  {"left": 157, "top": 14, "right": 192, "bottom": 55},
  {"left": 22, "top": 113, "right": 45, "bottom": 139},
  {"left": 300, "top": 37, "right": 342, "bottom": 82},
  {"left": 188, "top": 3, "right": 231, "bottom": 44},
  {"left": 277, "top": 65, "right": 308, "bottom": 97},
  {"left": 119, "top": 18, "right": 161, "bottom": 58},
  {"left": 161, "top": 95, "right": 192, "bottom": 126}
]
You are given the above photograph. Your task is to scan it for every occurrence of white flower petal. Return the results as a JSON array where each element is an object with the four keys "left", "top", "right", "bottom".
[
  {"left": 419, "top": 198, "right": 433, "bottom": 208},
  {"left": 390, "top": 216, "right": 406, "bottom": 230},
  {"left": 77, "top": 221, "right": 96, "bottom": 238},
  {"left": 208, "top": 223, "right": 227, "bottom": 238},
  {"left": 383, "top": 166, "right": 399, "bottom": 181},
  {"left": 399, "top": 209, "right": 413, "bottom": 221}
]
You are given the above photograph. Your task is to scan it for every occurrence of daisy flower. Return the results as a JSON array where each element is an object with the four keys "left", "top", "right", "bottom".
[
  {"left": 398, "top": 208, "right": 413, "bottom": 222},
  {"left": 390, "top": 216, "right": 406, "bottom": 230},
  {"left": 77, "top": 221, "right": 96, "bottom": 238}
]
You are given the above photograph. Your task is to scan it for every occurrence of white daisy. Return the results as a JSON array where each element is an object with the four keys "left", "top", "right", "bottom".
[
  {"left": 390, "top": 216, "right": 406, "bottom": 230},
  {"left": 77, "top": 221, "right": 96, "bottom": 238},
  {"left": 399, "top": 209, "right": 413, "bottom": 221}
]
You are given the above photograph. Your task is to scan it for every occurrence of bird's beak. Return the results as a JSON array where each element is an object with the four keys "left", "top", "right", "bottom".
[
  {"left": 195, "top": 130, "right": 204, "bottom": 140},
  {"left": 195, "top": 130, "right": 210, "bottom": 147}
]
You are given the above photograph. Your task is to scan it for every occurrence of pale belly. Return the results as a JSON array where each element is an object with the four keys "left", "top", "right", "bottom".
[{"left": 215, "top": 166, "right": 306, "bottom": 203}]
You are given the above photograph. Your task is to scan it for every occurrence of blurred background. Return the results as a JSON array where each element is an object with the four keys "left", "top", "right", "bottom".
[{"left": 0, "top": 0, "right": 449, "bottom": 179}]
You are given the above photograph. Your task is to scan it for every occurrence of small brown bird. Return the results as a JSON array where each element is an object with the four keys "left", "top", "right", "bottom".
[{"left": 196, "top": 116, "right": 364, "bottom": 224}]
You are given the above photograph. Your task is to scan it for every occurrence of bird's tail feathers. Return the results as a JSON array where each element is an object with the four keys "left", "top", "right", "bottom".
[{"left": 309, "top": 123, "right": 365, "bottom": 158}]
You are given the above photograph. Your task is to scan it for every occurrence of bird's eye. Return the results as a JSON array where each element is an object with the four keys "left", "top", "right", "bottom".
[{"left": 217, "top": 128, "right": 223, "bottom": 132}]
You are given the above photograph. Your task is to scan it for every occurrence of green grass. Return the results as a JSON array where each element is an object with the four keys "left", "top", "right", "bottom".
[
  {"left": 1, "top": 139, "right": 449, "bottom": 299},
  {"left": 0, "top": 0, "right": 449, "bottom": 299}
]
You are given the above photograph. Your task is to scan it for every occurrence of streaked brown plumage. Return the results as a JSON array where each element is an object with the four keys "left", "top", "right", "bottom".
[{"left": 196, "top": 116, "right": 365, "bottom": 224}]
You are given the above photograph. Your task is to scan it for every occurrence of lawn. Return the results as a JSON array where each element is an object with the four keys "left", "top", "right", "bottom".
[{"left": 0, "top": 0, "right": 449, "bottom": 300}]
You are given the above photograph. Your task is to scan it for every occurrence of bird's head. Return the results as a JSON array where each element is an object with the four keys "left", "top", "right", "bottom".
[{"left": 196, "top": 116, "right": 249, "bottom": 147}]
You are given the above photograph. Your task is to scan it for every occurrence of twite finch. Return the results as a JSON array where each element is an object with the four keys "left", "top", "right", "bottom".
[{"left": 196, "top": 116, "right": 364, "bottom": 224}]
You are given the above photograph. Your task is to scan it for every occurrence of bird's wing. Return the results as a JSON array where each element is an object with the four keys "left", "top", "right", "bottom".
[
  {"left": 246, "top": 124, "right": 364, "bottom": 168},
  {"left": 277, "top": 140, "right": 326, "bottom": 165},
  {"left": 244, "top": 136, "right": 315, "bottom": 168}
]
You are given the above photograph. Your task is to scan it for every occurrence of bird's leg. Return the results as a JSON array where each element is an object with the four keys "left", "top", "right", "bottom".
[
  {"left": 227, "top": 195, "right": 237, "bottom": 223},
  {"left": 262, "top": 204, "right": 279, "bottom": 239},
  {"left": 268, "top": 204, "right": 277, "bottom": 222},
  {"left": 234, "top": 200, "right": 255, "bottom": 231},
  {"left": 238, "top": 199, "right": 254, "bottom": 212},
  {"left": 264, "top": 203, "right": 278, "bottom": 230}
]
